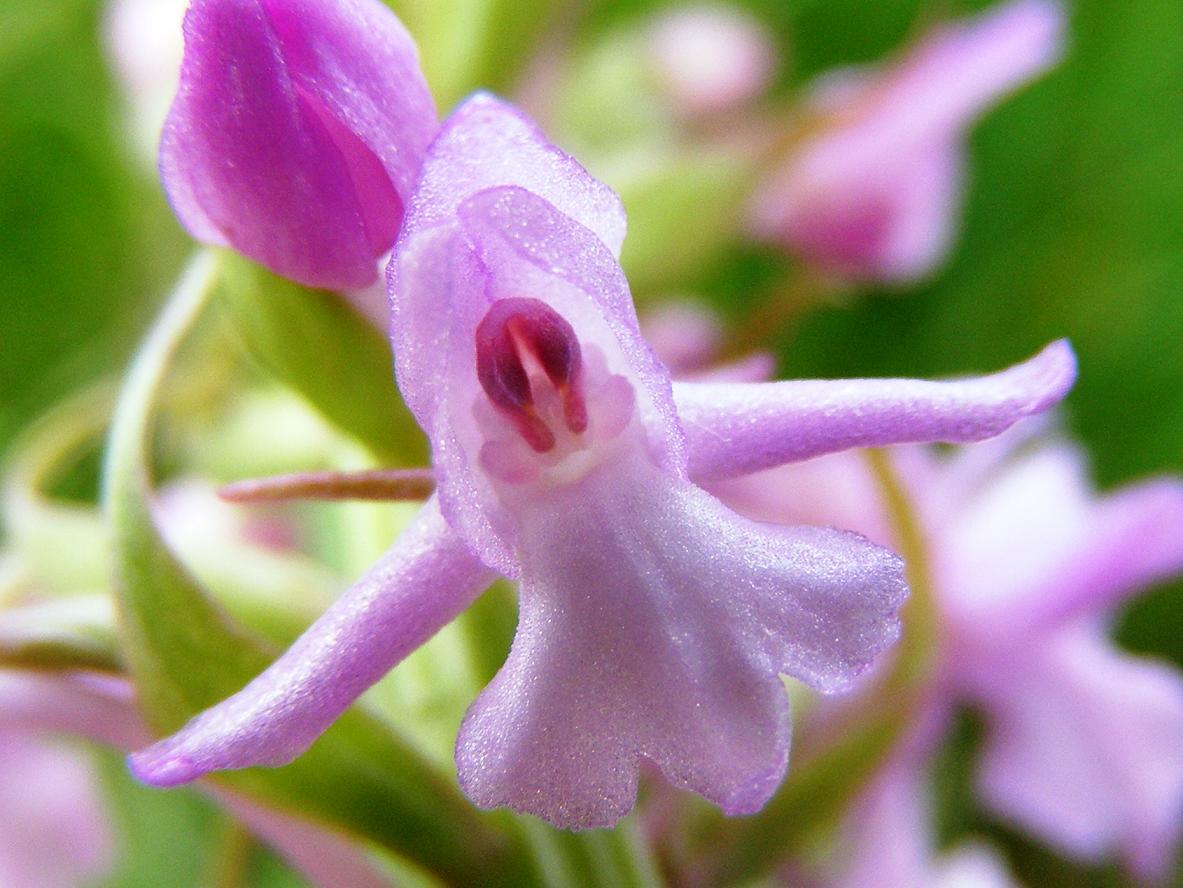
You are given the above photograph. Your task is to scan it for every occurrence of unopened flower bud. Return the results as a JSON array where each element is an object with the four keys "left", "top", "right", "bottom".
[
  {"left": 161, "top": 0, "right": 437, "bottom": 290},
  {"left": 648, "top": 5, "right": 777, "bottom": 119}
]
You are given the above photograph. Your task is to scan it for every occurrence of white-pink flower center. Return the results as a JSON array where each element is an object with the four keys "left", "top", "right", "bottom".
[{"left": 474, "top": 298, "right": 636, "bottom": 486}]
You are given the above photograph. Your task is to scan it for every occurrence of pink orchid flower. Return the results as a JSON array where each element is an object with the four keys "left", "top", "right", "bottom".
[
  {"left": 936, "top": 440, "right": 1183, "bottom": 880},
  {"left": 648, "top": 5, "right": 777, "bottom": 119},
  {"left": 0, "top": 669, "right": 391, "bottom": 888},
  {"left": 161, "top": 0, "right": 437, "bottom": 290},
  {"left": 828, "top": 726, "right": 1020, "bottom": 888},
  {"left": 131, "top": 94, "right": 1075, "bottom": 829},
  {"left": 723, "top": 434, "right": 1183, "bottom": 878},
  {"left": 0, "top": 725, "right": 115, "bottom": 888},
  {"left": 750, "top": 0, "right": 1064, "bottom": 284}
]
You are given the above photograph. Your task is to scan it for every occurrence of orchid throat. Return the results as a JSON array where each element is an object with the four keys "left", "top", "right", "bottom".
[{"left": 475, "top": 298, "right": 636, "bottom": 487}]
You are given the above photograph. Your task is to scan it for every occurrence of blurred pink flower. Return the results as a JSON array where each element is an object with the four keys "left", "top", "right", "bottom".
[
  {"left": 639, "top": 302, "right": 726, "bottom": 375},
  {"left": 829, "top": 728, "right": 1020, "bottom": 888},
  {"left": 648, "top": 5, "right": 777, "bottom": 118},
  {"left": 934, "top": 441, "right": 1183, "bottom": 880},
  {"left": 722, "top": 432, "right": 1183, "bottom": 879},
  {"left": 749, "top": 0, "right": 1064, "bottom": 284},
  {"left": 0, "top": 726, "right": 115, "bottom": 888},
  {"left": 640, "top": 301, "right": 776, "bottom": 382},
  {"left": 0, "top": 669, "right": 391, "bottom": 888}
]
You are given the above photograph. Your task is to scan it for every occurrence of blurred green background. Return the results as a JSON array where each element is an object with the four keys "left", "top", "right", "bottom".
[{"left": 1, "top": 0, "right": 1180, "bottom": 885}]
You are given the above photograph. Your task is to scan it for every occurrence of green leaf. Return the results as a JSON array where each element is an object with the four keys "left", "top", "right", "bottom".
[
  {"left": 103, "top": 252, "right": 537, "bottom": 887},
  {"left": 215, "top": 253, "right": 427, "bottom": 465},
  {"left": 0, "top": 594, "right": 121, "bottom": 673},
  {"left": 2, "top": 384, "right": 114, "bottom": 594}
]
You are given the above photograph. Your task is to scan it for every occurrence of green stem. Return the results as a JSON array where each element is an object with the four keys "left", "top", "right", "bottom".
[
  {"left": 104, "top": 251, "right": 222, "bottom": 538},
  {"left": 717, "top": 268, "right": 830, "bottom": 361},
  {"left": 532, "top": 821, "right": 664, "bottom": 888},
  {"left": 865, "top": 448, "right": 939, "bottom": 687},
  {"left": 208, "top": 822, "right": 254, "bottom": 888}
]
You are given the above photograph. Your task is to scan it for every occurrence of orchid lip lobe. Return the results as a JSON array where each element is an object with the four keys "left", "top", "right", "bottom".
[{"left": 475, "top": 298, "right": 589, "bottom": 453}]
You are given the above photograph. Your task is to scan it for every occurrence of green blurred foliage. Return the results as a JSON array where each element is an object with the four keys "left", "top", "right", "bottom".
[
  {"left": 94, "top": 749, "right": 312, "bottom": 888},
  {"left": 0, "top": 0, "right": 187, "bottom": 453},
  {"left": 215, "top": 254, "right": 427, "bottom": 465},
  {"left": 387, "top": 0, "right": 564, "bottom": 109}
]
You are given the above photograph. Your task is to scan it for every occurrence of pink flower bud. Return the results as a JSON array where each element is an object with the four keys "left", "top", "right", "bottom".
[
  {"left": 648, "top": 5, "right": 777, "bottom": 118},
  {"left": 161, "top": 0, "right": 437, "bottom": 290}
]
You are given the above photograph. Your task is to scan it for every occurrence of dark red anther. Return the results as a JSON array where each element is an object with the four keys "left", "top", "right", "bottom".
[{"left": 475, "top": 298, "right": 589, "bottom": 452}]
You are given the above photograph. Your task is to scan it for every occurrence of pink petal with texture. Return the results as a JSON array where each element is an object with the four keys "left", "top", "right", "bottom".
[
  {"left": 455, "top": 451, "right": 905, "bottom": 828},
  {"left": 390, "top": 95, "right": 630, "bottom": 455},
  {"left": 161, "top": 0, "right": 435, "bottom": 288},
  {"left": 130, "top": 499, "right": 494, "bottom": 785},
  {"left": 391, "top": 157, "right": 679, "bottom": 573},
  {"left": 675, "top": 340, "right": 1075, "bottom": 482}
]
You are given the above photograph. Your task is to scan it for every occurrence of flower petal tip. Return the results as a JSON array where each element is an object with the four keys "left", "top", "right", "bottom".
[
  {"left": 127, "top": 745, "right": 204, "bottom": 787},
  {"left": 717, "top": 762, "right": 786, "bottom": 817},
  {"left": 1019, "top": 339, "right": 1077, "bottom": 414},
  {"left": 1006, "top": 0, "right": 1068, "bottom": 65},
  {"left": 810, "top": 549, "right": 907, "bottom": 697}
]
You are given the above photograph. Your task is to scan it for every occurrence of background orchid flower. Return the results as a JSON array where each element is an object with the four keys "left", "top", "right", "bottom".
[
  {"left": 161, "top": 0, "right": 437, "bottom": 290},
  {"left": 749, "top": 0, "right": 1064, "bottom": 284},
  {"left": 720, "top": 432, "right": 1183, "bottom": 879},
  {"left": 0, "top": 722, "right": 115, "bottom": 888},
  {"left": 130, "top": 93, "right": 1076, "bottom": 830},
  {"left": 0, "top": 669, "right": 394, "bottom": 888},
  {"left": 647, "top": 4, "right": 777, "bottom": 120},
  {"left": 823, "top": 718, "right": 1021, "bottom": 888},
  {"left": 934, "top": 440, "right": 1183, "bottom": 881}
]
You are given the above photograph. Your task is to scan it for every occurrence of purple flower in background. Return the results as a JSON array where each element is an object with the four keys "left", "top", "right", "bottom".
[
  {"left": 161, "top": 0, "right": 437, "bottom": 290},
  {"left": 0, "top": 670, "right": 392, "bottom": 888},
  {"left": 0, "top": 726, "right": 115, "bottom": 888},
  {"left": 726, "top": 434, "right": 1183, "bottom": 878},
  {"left": 935, "top": 441, "right": 1183, "bottom": 880},
  {"left": 824, "top": 719, "right": 1020, "bottom": 888},
  {"left": 749, "top": 0, "right": 1064, "bottom": 284},
  {"left": 130, "top": 94, "right": 1075, "bottom": 829}
]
